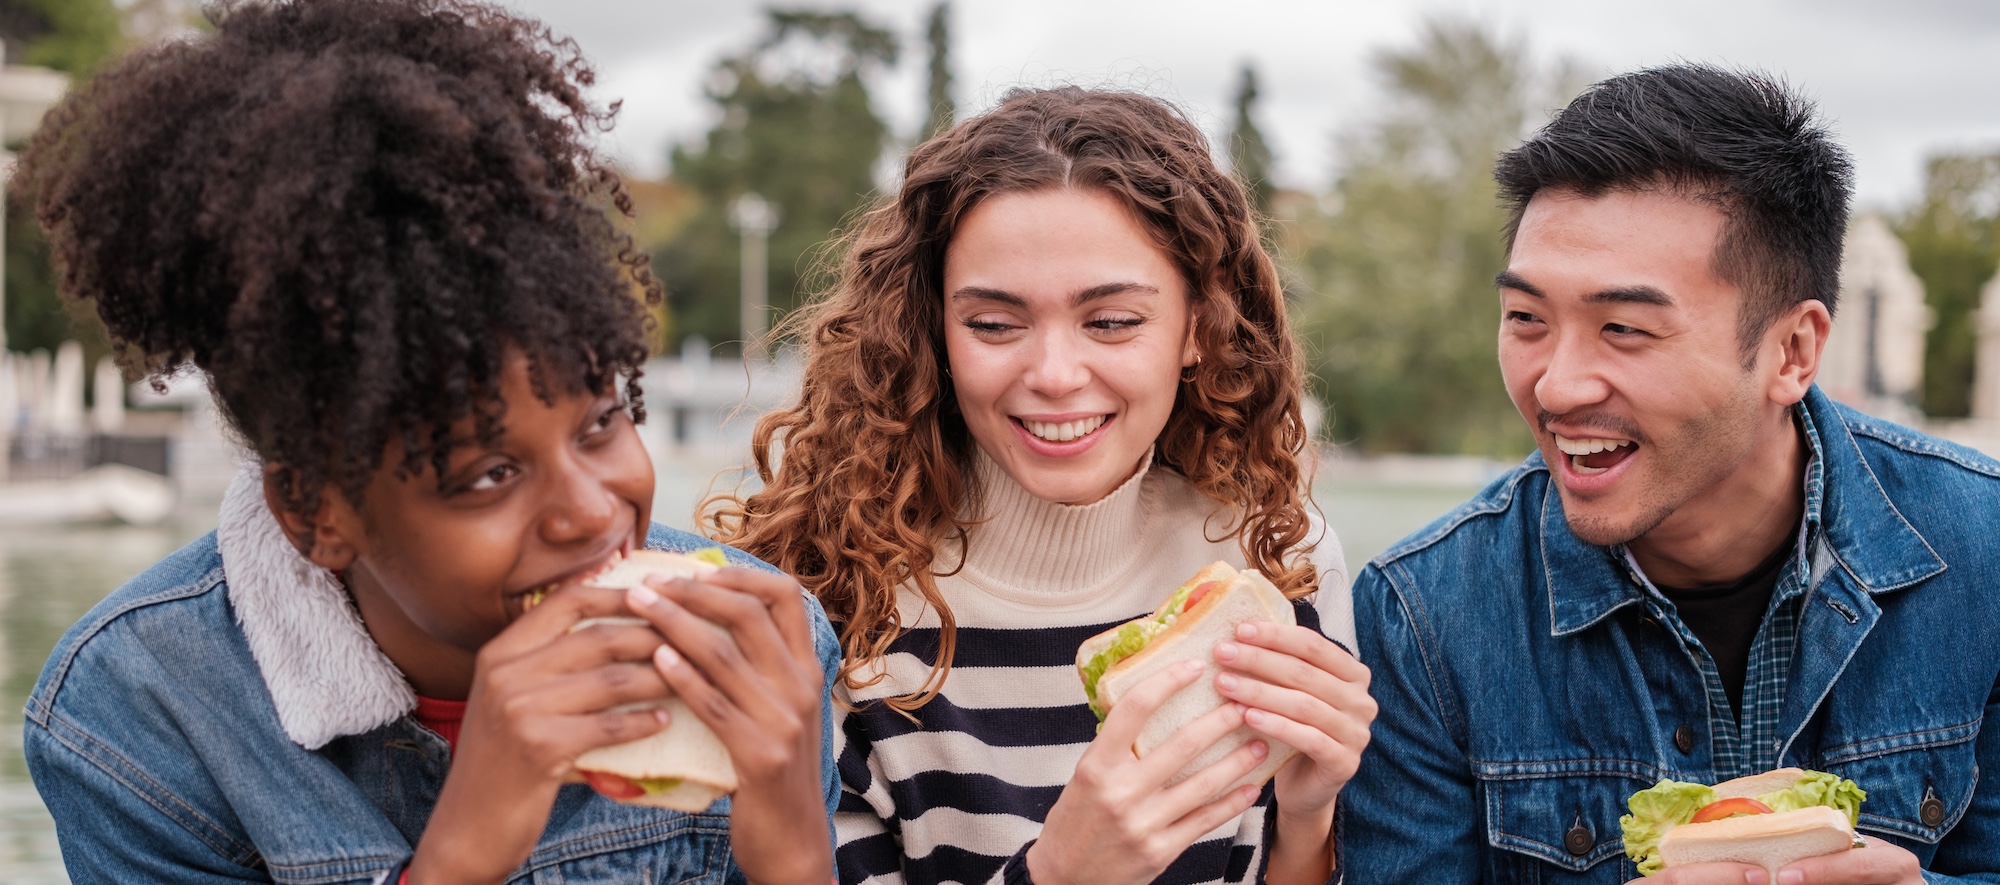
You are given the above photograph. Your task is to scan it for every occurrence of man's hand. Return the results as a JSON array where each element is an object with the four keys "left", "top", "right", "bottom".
[{"left": 1628, "top": 837, "right": 1923, "bottom": 885}]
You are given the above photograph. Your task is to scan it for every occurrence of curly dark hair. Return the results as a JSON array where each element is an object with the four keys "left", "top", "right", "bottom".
[{"left": 16, "top": 0, "right": 660, "bottom": 519}]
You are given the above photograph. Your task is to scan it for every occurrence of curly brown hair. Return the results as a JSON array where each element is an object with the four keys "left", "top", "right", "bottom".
[
  {"left": 16, "top": 0, "right": 660, "bottom": 521},
  {"left": 702, "top": 86, "right": 1315, "bottom": 710}
]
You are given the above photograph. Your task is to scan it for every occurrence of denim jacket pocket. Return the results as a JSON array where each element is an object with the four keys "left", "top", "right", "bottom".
[
  {"left": 1478, "top": 762, "right": 1655, "bottom": 881},
  {"left": 1816, "top": 718, "right": 1980, "bottom": 845}
]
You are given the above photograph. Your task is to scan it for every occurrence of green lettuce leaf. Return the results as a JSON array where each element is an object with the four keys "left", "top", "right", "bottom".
[
  {"left": 1621, "top": 779, "right": 1715, "bottom": 877},
  {"left": 1757, "top": 771, "right": 1867, "bottom": 826},
  {"left": 690, "top": 547, "right": 729, "bottom": 568},
  {"left": 636, "top": 776, "right": 685, "bottom": 795},
  {"left": 1081, "top": 621, "right": 1164, "bottom": 722}
]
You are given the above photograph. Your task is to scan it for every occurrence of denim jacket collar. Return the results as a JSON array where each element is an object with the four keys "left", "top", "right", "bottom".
[{"left": 1542, "top": 386, "right": 1943, "bottom": 637}]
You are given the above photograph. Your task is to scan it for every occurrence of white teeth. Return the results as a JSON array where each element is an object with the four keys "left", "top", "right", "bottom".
[
  {"left": 1023, "top": 415, "right": 1107, "bottom": 442},
  {"left": 1571, "top": 456, "right": 1609, "bottom": 476},
  {"left": 1554, "top": 436, "right": 1634, "bottom": 456}
]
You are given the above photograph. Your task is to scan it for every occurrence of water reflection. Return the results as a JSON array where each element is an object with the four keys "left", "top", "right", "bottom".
[{"left": 2, "top": 517, "right": 217, "bottom": 884}]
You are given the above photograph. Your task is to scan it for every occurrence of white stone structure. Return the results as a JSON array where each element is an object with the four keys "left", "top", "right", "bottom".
[
  {"left": 1973, "top": 272, "right": 2000, "bottom": 421},
  {"left": 1820, "top": 213, "right": 1932, "bottom": 423}
]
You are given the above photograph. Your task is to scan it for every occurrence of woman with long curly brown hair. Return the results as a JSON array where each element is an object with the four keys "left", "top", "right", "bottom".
[{"left": 704, "top": 86, "right": 1375, "bottom": 885}]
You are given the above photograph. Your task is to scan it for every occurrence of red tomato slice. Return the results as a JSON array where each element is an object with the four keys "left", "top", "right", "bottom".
[
  {"left": 1185, "top": 581, "right": 1221, "bottom": 611},
  {"left": 583, "top": 771, "right": 647, "bottom": 801},
  {"left": 1689, "top": 797, "right": 1774, "bottom": 824}
]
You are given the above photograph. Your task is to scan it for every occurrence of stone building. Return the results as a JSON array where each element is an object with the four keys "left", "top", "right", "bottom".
[{"left": 1819, "top": 213, "right": 1933, "bottom": 423}]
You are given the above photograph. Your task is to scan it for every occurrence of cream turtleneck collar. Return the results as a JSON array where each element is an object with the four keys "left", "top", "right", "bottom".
[{"left": 954, "top": 448, "right": 1205, "bottom": 606}]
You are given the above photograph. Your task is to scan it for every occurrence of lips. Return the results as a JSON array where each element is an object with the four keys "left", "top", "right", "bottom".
[
  {"left": 1020, "top": 415, "right": 1109, "bottom": 442},
  {"left": 511, "top": 531, "right": 636, "bottom": 614}
]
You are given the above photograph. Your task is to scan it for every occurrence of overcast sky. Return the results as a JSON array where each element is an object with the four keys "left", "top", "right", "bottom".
[{"left": 496, "top": 0, "right": 2000, "bottom": 211}]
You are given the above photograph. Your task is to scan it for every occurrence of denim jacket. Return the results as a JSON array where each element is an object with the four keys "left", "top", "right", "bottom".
[
  {"left": 1341, "top": 387, "right": 2000, "bottom": 884},
  {"left": 23, "top": 466, "right": 840, "bottom": 885}
]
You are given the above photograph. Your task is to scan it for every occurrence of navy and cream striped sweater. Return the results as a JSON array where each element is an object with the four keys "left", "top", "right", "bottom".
[{"left": 832, "top": 454, "right": 1353, "bottom": 885}]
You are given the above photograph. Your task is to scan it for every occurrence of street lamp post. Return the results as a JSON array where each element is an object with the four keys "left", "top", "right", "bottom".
[{"left": 729, "top": 193, "right": 779, "bottom": 363}]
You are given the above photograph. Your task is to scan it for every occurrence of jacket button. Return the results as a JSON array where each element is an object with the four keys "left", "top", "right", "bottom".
[
  {"left": 1565, "top": 823, "right": 1594, "bottom": 856},
  {"left": 1674, "top": 725, "right": 1695, "bottom": 754},
  {"left": 1921, "top": 789, "right": 1946, "bottom": 828}
]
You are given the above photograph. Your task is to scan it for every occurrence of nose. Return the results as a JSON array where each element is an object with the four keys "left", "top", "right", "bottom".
[
  {"left": 1533, "top": 331, "right": 1612, "bottom": 417},
  {"left": 1021, "top": 328, "right": 1091, "bottom": 399},
  {"left": 538, "top": 454, "right": 618, "bottom": 548}
]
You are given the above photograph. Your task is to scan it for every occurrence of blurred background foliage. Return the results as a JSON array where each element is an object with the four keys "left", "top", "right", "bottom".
[{"left": 6, "top": 3, "right": 2000, "bottom": 455}]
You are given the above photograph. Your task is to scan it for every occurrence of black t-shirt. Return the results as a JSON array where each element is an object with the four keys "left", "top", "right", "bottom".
[{"left": 1655, "top": 532, "right": 1796, "bottom": 717}]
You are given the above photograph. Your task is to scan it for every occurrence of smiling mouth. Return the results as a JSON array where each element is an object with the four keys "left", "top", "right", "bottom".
[
  {"left": 516, "top": 535, "right": 636, "bottom": 613},
  {"left": 1018, "top": 415, "right": 1110, "bottom": 443},
  {"left": 1554, "top": 435, "right": 1638, "bottom": 476}
]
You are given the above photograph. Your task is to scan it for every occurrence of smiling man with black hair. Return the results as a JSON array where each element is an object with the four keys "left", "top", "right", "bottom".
[{"left": 1338, "top": 64, "right": 2000, "bottom": 884}]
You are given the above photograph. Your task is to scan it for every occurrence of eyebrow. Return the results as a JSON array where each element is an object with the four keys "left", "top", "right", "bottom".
[
  {"left": 950, "top": 281, "right": 1162, "bottom": 307},
  {"left": 1494, "top": 270, "right": 1674, "bottom": 307}
]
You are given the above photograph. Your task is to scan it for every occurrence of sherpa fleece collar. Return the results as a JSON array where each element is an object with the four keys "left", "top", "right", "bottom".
[{"left": 216, "top": 461, "right": 414, "bottom": 750}]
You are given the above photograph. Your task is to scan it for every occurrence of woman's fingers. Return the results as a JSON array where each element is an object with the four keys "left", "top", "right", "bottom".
[
  {"left": 1157, "top": 721, "right": 1270, "bottom": 804},
  {"left": 480, "top": 584, "right": 648, "bottom": 661},
  {"left": 1160, "top": 781, "right": 1264, "bottom": 852},
  {"left": 1092, "top": 659, "right": 1208, "bottom": 768},
  {"left": 698, "top": 568, "right": 820, "bottom": 667},
  {"left": 641, "top": 575, "right": 799, "bottom": 683},
  {"left": 624, "top": 582, "right": 799, "bottom": 725},
  {"left": 1131, "top": 698, "right": 1253, "bottom": 789}
]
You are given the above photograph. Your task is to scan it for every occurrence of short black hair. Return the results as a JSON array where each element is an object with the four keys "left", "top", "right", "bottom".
[
  {"left": 19, "top": 0, "right": 661, "bottom": 520},
  {"left": 1493, "top": 64, "right": 1854, "bottom": 356}
]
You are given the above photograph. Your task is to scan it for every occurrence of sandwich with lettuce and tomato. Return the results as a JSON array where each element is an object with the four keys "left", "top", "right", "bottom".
[
  {"left": 526, "top": 548, "right": 737, "bottom": 810},
  {"left": 1622, "top": 767, "right": 1868, "bottom": 876},
  {"left": 1075, "top": 561, "right": 1298, "bottom": 790}
]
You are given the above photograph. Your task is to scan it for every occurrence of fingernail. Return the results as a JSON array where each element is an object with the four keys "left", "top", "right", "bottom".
[
  {"left": 1777, "top": 871, "right": 1802, "bottom": 885},
  {"left": 1744, "top": 871, "right": 1768, "bottom": 885},
  {"left": 1237, "top": 622, "right": 1257, "bottom": 640},
  {"left": 628, "top": 584, "right": 660, "bottom": 608},
  {"left": 653, "top": 709, "right": 670, "bottom": 726},
  {"left": 654, "top": 644, "right": 680, "bottom": 669},
  {"left": 1213, "top": 641, "right": 1238, "bottom": 661},
  {"left": 1251, "top": 740, "right": 1268, "bottom": 759},
  {"left": 1181, "top": 659, "right": 1204, "bottom": 674},
  {"left": 1217, "top": 673, "right": 1239, "bottom": 692},
  {"left": 1245, "top": 708, "right": 1265, "bottom": 726}
]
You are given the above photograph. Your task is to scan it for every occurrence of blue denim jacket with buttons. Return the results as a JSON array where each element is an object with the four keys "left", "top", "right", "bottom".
[
  {"left": 1340, "top": 387, "right": 2000, "bottom": 884},
  {"left": 23, "top": 522, "right": 840, "bottom": 885}
]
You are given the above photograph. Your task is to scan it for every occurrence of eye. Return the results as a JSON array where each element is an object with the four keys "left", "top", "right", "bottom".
[
  {"left": 1086, "top": 316, "right": 1145, "bottom": 333},
  {"left": 463, "top": 462, "right": 519, "bottom": 493},
  {"left": 1504, "top": 310, "right": 1544, "bottom": 326},
  {"left": 961, "top": 316, "right": 1022, "bottom": 338},
  {"left": 1604, "top": 322, "right": 1644, "bottom": 337}
]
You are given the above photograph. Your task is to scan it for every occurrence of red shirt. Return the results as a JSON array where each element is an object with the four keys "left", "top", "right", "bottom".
[{"left": 411, "top": 695, "right": 465, "bottom": 753}]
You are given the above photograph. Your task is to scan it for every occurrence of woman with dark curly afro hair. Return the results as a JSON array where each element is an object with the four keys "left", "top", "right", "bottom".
[
  {"left": 16, "top": 1, "right": 836, "bottom": 883},
  {"left": 701, "top": 87, "right": 1375, "bottom": 885}
]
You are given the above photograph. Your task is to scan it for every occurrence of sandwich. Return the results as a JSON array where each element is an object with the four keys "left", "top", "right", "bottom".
[
  {"left": 1075, "top": 561, "right": 1298, "bottom": 790},
  {"left": 1621, "top": 767, "right": 1868, "bottom": 876},
  {"left": 531, "top": 547, "right": 738, "bottom": 811}
]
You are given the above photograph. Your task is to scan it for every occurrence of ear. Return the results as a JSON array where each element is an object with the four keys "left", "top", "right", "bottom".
[
  {"left": 262, "top": 466, "right": 364, "bottom": 572},
  {"left": 1763, "top": 299, "right": 1832, "bottom": 407}
]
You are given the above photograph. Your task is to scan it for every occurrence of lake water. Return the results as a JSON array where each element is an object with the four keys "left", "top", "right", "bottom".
[{"left": 0, "top": 456, "right": 1482, "bottom": 882}]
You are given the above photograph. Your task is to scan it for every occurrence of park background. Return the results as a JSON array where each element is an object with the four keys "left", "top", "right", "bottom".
[{"left": 3, "top": 0, "right": 1999, "bottom": 880}]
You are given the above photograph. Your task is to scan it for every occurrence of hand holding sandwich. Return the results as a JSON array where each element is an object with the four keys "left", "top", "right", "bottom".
[
  {"left": 1628, "top": 838, "right": 1921, "bottom": 885},
  {"left": 411, "top": 582, "right": 680, "bottom": 885},
  {"left": 1028, "top": 659, "right": 1275, "bottom": 885},
  {"left": 623, "top": 566, "right": 830, "bottom": 885},
  {"left": 1211, "top": 619, "right": 1376, "bottom": 883}
]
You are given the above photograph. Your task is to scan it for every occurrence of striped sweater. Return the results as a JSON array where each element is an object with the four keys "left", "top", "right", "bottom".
[{"left": 833, "top": 453, "right": 1354, "bottom": 885}]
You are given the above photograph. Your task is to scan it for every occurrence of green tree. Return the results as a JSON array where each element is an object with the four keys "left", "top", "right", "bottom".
[
  {"left": 2, "top": 0, "right": 123, "bottom": 360},
  {"left": 656, "top": 9, "right": 897, "bottom": 354},
  {"left": 923, "top": 2, "right": 953, "bottom": 138},
  {"left": 1296, "top": 18, "right": 1581, "bottom": 455},
  {"left": 1893, "top": 152, "right": 2000, "bottom": 418},
  {"left": 0, "top": 0, "right": 121, "bottom": 77},
  {"left": 1227, "top": 62, "right": 1274, "bottom": 216}
]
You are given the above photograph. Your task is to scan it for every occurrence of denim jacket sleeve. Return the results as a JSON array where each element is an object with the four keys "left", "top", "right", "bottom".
[{"left": 1338, "top": 562, "right": 1486, "bottom": 884}]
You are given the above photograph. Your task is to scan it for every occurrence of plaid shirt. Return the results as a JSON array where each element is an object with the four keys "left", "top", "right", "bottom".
[{"left": 1617, "top": 408, "right": 1829, "bottom": 779}]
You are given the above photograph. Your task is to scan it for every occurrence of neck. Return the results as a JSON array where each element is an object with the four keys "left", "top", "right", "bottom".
[
  {"left": 344, "top": 567, "right": 478, "bottom": 699},
  {"left": 1627, "top": 408, "right": 1805, "bottom": 588}
]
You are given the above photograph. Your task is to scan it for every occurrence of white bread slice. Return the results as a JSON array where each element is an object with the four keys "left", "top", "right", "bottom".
[
  {"left": 1089, "top": 565, "right": 1298, "bottom": 791},
  {"left": 1711, "top": 768, "right": 1808, "bottom": 801},
  {"left": 569, "top": 550, "right": 738, "bottom": 811},
  {"left": 1659, "top": 805, "right": 1855, "bottom": 873}
]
